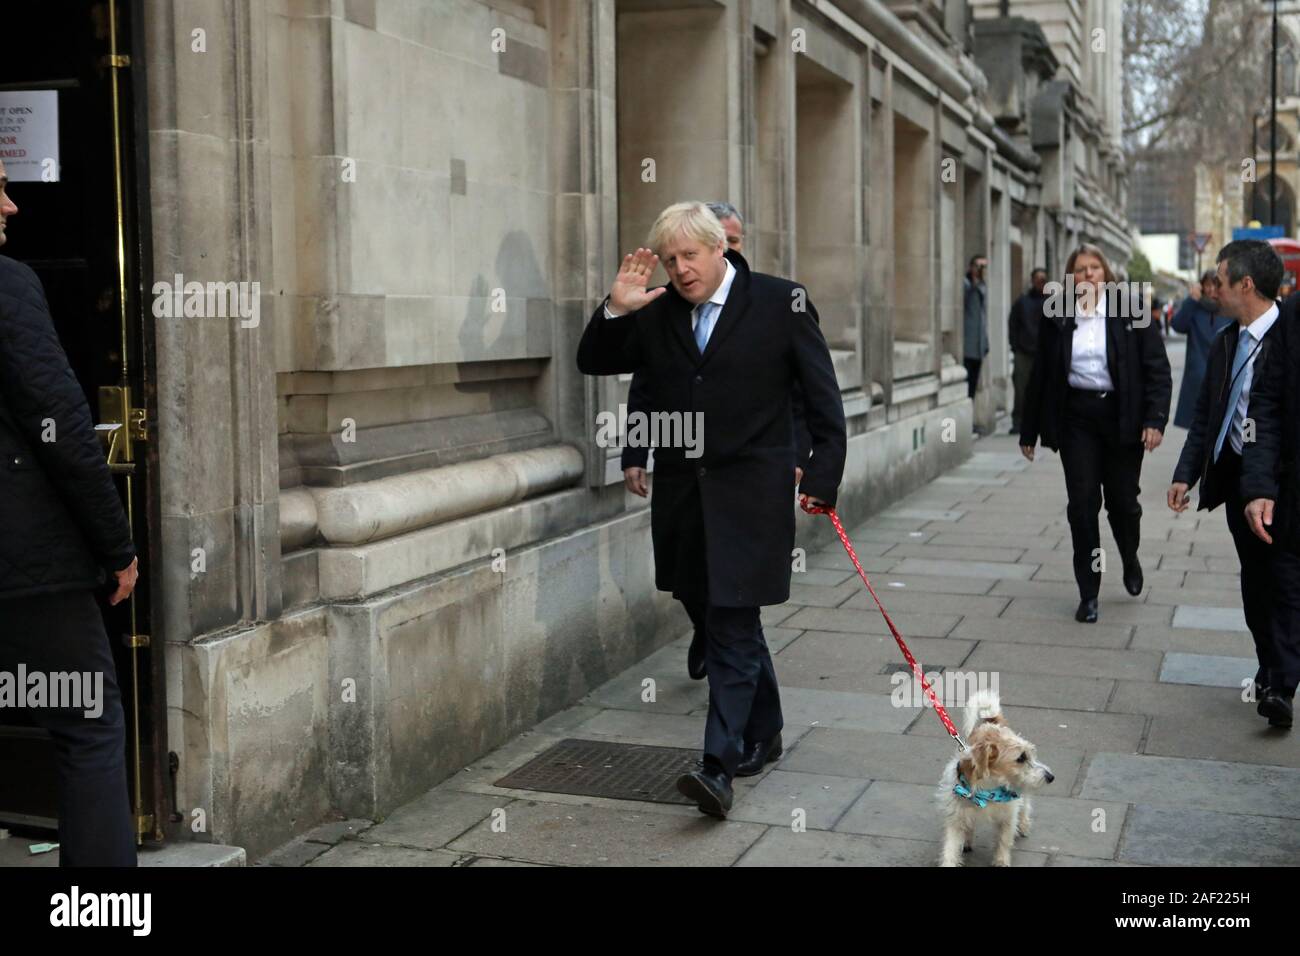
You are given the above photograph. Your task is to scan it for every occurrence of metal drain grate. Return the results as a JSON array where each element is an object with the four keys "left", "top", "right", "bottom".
[{"left": 493, "top": 738, "right": 699, "bottom": 805}]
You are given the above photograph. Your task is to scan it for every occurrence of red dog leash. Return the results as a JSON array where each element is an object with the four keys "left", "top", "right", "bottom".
[{"left": 801, "top": 499, "right": 969, "bottom": 752}]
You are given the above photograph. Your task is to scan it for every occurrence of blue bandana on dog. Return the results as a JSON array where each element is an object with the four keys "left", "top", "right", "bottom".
[{"left": 954, "top": 772, "right": 1020, "bottom": 808}]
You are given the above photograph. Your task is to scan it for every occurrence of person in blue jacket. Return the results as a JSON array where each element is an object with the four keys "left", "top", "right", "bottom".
[{"left": 1172, "top": 270, "right": 1233, "bottom": 429}]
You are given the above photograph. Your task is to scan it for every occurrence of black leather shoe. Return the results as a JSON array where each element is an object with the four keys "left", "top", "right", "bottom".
[
  {"left": 676, "top": 766, "right": 733, "bottom": 818},
  {"left": 1122, "top": 556, "right": 1144, "bottom": 596},
  {"left": 1257, "top": 690, "right": 1294, "bottom": 729},
  {"left": 1075, "top": 598, "right": 1099, "bottom": 623},
  {"left": 687, "top": 627, "right": 706, "bottom": 680},
  {"left": 735, "top": 734, "right": 783, "bottom": 777}
]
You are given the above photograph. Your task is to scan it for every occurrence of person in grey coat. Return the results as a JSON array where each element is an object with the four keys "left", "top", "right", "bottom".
[
  {"left": 1171, "top": 270, "right": 1233, "bottom": 429},
  {"left": 963, "top": 254, "right": 989, "bottom": 398}
]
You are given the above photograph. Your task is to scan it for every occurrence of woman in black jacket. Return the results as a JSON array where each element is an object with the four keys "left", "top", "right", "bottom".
[{"left": 1019, "top": 244, "right": 1173, "bottom": 623}]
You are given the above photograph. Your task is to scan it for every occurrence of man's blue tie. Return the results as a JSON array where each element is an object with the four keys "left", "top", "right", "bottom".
[
  {"left": 694, "top": 301, "right": 717, "bottom": 353},
  {"left": 1213, "top": 330, "right": 1256, "bottom": 462}
]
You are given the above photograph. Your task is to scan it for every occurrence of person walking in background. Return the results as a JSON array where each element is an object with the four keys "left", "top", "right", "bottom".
[
  {"left": 1009, "top": 267, "right": 1049, "bottom": 434},
  {"left": 1019, "top": 243, "right": 1172, "bottom": 624},
  {"left": 1170, "top": 241, "right": 1287, "bottom": 725},
  {"left": 1171, "top": 269, "right": 1233, "bottom": 430},
  {"left": 963, "top": 255, "right": 989, "bottom": 401}
]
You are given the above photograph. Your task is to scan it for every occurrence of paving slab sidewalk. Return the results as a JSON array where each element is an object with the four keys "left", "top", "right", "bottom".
[{"left": 275, "top": 341, "right": 1298, "bottom": 868}]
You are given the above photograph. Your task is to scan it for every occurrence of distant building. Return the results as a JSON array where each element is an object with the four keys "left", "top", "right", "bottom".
[{"left": 1196, "top": 8, "right": 1300, "bottom": 247}]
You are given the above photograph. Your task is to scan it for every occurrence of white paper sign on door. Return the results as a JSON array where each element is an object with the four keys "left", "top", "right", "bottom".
[{"left": 0, "top": 91, "right": 60, "bottom": 183}]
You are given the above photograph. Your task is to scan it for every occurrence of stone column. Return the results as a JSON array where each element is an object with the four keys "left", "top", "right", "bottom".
[{"left": 145, "top": 0, "right": 283, "bottom": 641}]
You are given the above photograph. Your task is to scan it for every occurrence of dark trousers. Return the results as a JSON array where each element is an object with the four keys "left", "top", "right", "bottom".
[
  {"left": 1057, "top": 388, "right": 1144, "bottom": 600},
  {"left": 1267, "top": 548, "right": 1300, "bottom": 696},
  {"left": 1011, "top": 351, "right": 1035, "bottom": 431},
  {"left": 964, "top": 358, "right": 982, "bottom": 399},
  {"left": 0, "top": 590, "right": 136, "bottom": 866},
  {"left": 684, "top": 597, "right": 783, "bottom": 778},
  {"left": 1218, "top": 451, "right": 1277, "bottom": 688}
]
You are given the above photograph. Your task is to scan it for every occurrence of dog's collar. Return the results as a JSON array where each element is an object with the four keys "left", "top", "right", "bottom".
[{"left": 954, "top": 772, "right": 1020, "bottom": 807}]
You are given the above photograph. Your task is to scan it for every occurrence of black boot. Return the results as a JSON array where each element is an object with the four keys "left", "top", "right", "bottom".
[
  {"left": 1122, "top": 553, "right": 1144, "bottom": 597},
  {"left": 1075, "top": 597, "right": 1099, "bottom": 623}
]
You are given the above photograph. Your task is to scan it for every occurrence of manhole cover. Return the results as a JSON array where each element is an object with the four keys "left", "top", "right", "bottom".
[{"left": 494, "top": 739, "right": 699, "bottom": 805}]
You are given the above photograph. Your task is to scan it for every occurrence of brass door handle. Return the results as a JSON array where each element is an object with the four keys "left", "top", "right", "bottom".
[{"left": 96, "top": 422, "right": 123, "bottom": 464}]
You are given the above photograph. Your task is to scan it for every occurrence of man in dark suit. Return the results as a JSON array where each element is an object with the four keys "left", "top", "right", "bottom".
[
  {"left": 1008, "top": 267, "right": 1048, "bottom": 434},
  {"left": 619, "top": 201, "right": 812, "bottom": 683},
  {"left": 1170, "top": 241, "right": 1285, "bottom": 725},
  {"left": 1242, "top": 280, "right": 1300, "bottom": 729},
  {"left": 577, "top": 201, "right": 846, "bottom": 816},
  {"left": 0, "top": 159, "right": 139, "bottom": 863}
]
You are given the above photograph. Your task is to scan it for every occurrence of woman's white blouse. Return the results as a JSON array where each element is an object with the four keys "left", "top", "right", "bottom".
[{"left": 1067, "top": 302, "right": 1115, "bottom": 390}]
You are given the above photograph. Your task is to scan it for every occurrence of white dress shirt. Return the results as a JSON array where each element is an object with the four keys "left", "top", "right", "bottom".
[
  {"left": 603, "top": 260, "right": 737, "bottom": 347},
  {"left": 1067, "top": 301, "right": 1115, "bottom": 390},
  {"left": 1227, "top": 302, "right": 1279, "bottom": 455}
]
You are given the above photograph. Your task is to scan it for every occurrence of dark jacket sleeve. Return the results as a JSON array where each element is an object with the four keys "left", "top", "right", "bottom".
[
  {"left": 789, "top": 290, "right": 846, "bottom": 506},
  {"left": 1008, "top": 298, "right": 1022, "bottom": 354},
  {"left": 1136, "top": 317, "right": 1173, "bottom": 432},
  {"left": 1018, "top": 314, "right": 1052, "bottom": 448},
  {"left": 619, "top": 369, "right": 651, "bottom": 471},
  {"left": 576, "top": 298, "right": 646, "bottom": 376},
  {"left": 1172, "top": 335, "right": 1221, "bottom": 488},
  {"left": 792, "top": 296, "right": 822, "bottom": 466},
  {"left": 0, "top": 262, "right": 135, "bottom": 572},
  {"left": 791, "top": 378, "right": 812, "bottom": 466},
  {"left": 1240, "top": 320, "right": 1287, "bottom": 504},
  {"left": 1171, "top": 298, "right": 1197, "bottom": 335}
]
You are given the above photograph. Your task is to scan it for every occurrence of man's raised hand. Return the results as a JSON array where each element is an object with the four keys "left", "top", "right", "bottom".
[{"left": 608, "top": 248, "right": 667, "bottom": 316}]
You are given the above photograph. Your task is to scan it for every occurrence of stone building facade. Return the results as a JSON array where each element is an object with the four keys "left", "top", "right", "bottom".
[{"left": 126, "top": 0, "right": 1130, "bottom": 856}]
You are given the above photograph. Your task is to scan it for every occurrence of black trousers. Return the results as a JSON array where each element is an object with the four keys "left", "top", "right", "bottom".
[
  {"left": 683, "top": 597, "right": 783, "bottom": 779},
  {"left": 1057, "top": 388, "right": 1144, "bottom": 600},
  {"left": 0, "top": 590, "right": 136, "bottom": 866},
  {"left": 964, "top": 358, "right": 982, "bottom": 399},
  {"left": 1267, "top": 547, "right": 1300, "bottom": 696},
  {"left": 1218, "top": 451, "right": 1277, "bottom": 688}
]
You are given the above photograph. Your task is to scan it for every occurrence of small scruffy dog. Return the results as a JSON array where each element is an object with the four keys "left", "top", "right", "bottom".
[{"left": 936, "top": 689, "right": 1054, "bottom": 867}]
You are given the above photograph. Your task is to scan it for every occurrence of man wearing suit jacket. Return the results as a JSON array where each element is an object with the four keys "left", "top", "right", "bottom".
[
  {"left": 577, "top": 201, "right": 847, "bottom": 816},
  {"left": 1242, "top": 281, "right": 1300, "bottom": 730},
  {"left": 619, "top": 201, "right": 813, "bottom": 683},
  {"left": 1170, "top": 241, "right": 1286, "bottom": 725}
]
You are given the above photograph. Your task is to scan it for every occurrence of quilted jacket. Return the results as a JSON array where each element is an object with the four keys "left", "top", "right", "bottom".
[{"left": 0, "top": 254, "right": 136, "bottom": 600}]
